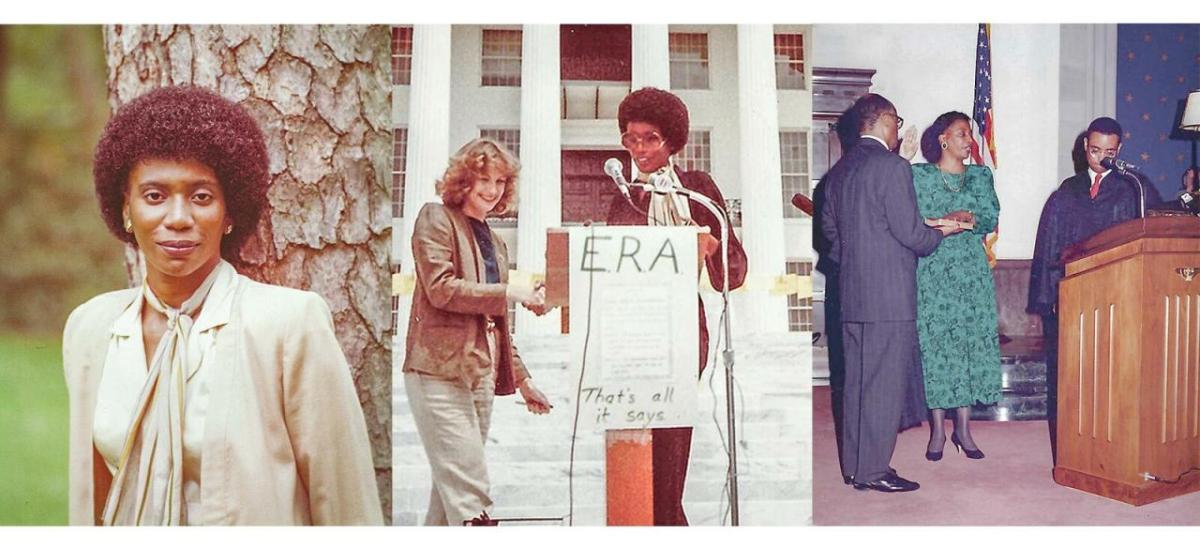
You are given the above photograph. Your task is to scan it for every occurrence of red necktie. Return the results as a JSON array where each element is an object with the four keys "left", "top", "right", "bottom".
[{"left": 1090, "top": 172, "right": 1103, "bottom": 199}]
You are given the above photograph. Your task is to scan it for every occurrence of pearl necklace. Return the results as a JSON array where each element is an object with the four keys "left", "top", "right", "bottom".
[{"left": 939, "top": 168, "right": 966, "bottom": 193}]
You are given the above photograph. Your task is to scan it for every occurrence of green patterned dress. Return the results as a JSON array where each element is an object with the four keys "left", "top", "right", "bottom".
[{"left": 912, "top": 163, "right": 1002, "bottom": 409}]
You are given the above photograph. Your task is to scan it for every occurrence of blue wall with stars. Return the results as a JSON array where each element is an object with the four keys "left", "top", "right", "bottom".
[{"left": 1116, "top": 24, "right": 1200, "bottom": 200}]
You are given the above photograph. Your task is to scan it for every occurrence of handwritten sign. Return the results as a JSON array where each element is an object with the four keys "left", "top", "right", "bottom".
[{"left": 569, "top": 226, "right": 699, "bottom": 430}]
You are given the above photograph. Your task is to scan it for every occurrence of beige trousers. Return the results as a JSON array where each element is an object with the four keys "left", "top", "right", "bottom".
[{"left": 405, "top": 330, "right": 499, "bottom": 526}]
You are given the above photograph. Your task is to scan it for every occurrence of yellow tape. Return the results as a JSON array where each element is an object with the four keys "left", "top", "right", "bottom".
[
  {"left": 770, "top": 274, "right": 811, "bottom": 297},
  {"left": 698, "top": 273, "right": 810, "bottom": 296},
  {"left": 508, "top": 270, "right": 546, "bottom": 287},
  {"left": 393, "top": 273, "right": 415, "bottom": 295}
]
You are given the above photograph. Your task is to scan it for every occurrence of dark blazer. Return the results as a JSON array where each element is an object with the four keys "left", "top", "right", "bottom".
[
  {"left": 607, "top": 165, "right": 748, "bottom": 374},
  {"left": 404, "top": 202, "right": 529, "bottom": 396},
  {"left": 819, "top": 137, "right": 943, "bottom": 323}
]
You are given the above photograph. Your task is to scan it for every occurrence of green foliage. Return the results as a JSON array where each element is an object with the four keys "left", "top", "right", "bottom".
[
  {"left": 0, "top": 333, "right": 68, "bottom": 525},
  {"left": 0, "top": 25, "right": 127, "bottom": 336}
]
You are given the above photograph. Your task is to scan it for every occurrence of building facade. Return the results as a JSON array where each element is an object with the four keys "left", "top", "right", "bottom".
[{"left": 392, "top": 24, "right": 813, "bottom": 339}]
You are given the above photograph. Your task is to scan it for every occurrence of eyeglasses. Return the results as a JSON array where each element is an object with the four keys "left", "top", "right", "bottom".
[
  {"left": 887, "top": 112, "right": 904, "bottom": 129},
  {"left": 621, "top": 131, "right": 666, "bottom": 151}
]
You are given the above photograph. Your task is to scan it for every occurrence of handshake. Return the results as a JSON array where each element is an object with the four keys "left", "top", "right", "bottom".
[
  {"left": 924, "top": 210, "right": 976, "bottom": 236},
  {"left": 506, "top": 281, "right": 550, "bottom": 316}
]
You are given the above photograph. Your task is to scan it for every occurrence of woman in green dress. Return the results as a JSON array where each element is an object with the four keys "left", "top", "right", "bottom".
[{"left": 911, "top": 111, "right": 1001, "bottom": 461}]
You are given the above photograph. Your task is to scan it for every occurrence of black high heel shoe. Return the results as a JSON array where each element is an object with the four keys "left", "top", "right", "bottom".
[
  {"left": 925, "top": 437, "right": 945, "bottom": 462},
  {"left": 950, "top": 432, "right": 985, "bottom": 459}
]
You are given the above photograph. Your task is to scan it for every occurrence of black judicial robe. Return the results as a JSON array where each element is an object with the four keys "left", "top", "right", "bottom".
[{"left": 1027, "top": 171, "right": 1140, "bottom": 316}]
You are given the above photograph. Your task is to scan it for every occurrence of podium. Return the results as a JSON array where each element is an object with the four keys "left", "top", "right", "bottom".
[
  {"left": 1054, "top": 217, "right": 1200, "bottom": 505},
  {"left": 546, "top": 226, "right": 708, "bottom": 525}
]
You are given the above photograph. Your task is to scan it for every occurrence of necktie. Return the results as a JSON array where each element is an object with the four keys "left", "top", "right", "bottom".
[{"left": 1090, "top": 172, "right": 1103, "bottom": 199}]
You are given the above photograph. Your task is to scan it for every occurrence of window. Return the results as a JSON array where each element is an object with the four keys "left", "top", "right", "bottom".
[
  {"left": 393, "top": 128, "right": 408, "bottom": 218},
  {"left": 668, "top": 32, "right": 709, "bottom": 89},
  {"left": 773, "top": 33, "right": 805, "bottom": 90},
  {"left": 392, "top": 26, "right": 413, "bottom": 85},
  {"left": 479, "top": 128, "right": 521, "bottom": 160},
  {"left": 482, "top": 29, "right": 522, "bottom": 86},
  {"left": 676, "top": 130, "right": 711, "bottom": 173},
  {"left": 779, "top": 131, "right": 810, "bottom": 219},
  {"left": 787, "top": 261, "right": 813, "bottom": 332}
]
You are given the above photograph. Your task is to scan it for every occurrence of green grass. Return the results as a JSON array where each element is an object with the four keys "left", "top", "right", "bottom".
[{"left": 0, "top": 332, "right": 69, "bottom": 525}]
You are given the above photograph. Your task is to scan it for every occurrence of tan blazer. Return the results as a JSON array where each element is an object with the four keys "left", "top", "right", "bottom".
[
  {"left": 63, "top": 274, "right": 383, "bottom": 525},
  {"left": 403, "top": 202, "right": 529, "bottom": 395}
]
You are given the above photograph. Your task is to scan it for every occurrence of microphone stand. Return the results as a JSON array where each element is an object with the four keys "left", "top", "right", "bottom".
[
  {"left": 1108, "top": 161, "right": 1146, "bottom": 218},
  {"left": 627, "top": 180, "right": 741, "bottom": 526}
]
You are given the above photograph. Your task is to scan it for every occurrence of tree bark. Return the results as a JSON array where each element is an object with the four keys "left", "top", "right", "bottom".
[{"left": 102, "top": 24, "right": 393, "bottom": 521}]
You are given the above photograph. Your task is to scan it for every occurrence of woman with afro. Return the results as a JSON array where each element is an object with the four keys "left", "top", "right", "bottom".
[
  {"left": 63, "top": 86, "right": 382, "bottom": 525},
  {"left": 606, "top": 87, "right": 748, "bottom": 525}
]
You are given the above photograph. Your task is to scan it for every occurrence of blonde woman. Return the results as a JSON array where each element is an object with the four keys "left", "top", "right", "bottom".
[{"left": 404, "top": 138, "right": 552, "bottom": 526}]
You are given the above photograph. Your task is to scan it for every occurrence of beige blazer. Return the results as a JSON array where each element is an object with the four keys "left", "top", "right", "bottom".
[
  {"left": 403, "top": 202, "right": 529, "bottom": 395},
  {"left": 63, "top": 274, "right": 383, "bottom": 525}
]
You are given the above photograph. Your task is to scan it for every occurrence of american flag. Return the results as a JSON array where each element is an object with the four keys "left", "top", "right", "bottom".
[
  {"left": 973, "top": 23, "right": 1000, "bottom": 267},
  {"left": 972, "top": 23, "right": 997, "bottom": 168}
]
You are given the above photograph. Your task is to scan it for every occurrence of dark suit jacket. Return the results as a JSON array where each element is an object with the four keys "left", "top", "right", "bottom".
[
  {"left": 819, "top": 137, "right": 943, "bottom": 323},
  {"left": 404, "top": 202, "right": 529, "bottom": 396},
  {"left": 607, "top": 166, "right": 748, "bottom": 375}
]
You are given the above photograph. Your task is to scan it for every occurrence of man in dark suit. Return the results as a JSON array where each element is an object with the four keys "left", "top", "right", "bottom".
[
  {"left": 820, "top": 94, "right": 961, "bottom": 493},
  {"left": 1028, "top": 117, "right": 1140, "bottom": 464}
]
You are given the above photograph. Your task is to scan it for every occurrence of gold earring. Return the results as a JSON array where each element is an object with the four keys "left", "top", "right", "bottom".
[
  {"left": 940, "top": 141, "right": 948, "bottom": 150},
  {"left": 124, "top": 217, "right": 132, "bottom": 233},
  {"left": 224, "top": 224, "right": 233, "bottom": 235}
]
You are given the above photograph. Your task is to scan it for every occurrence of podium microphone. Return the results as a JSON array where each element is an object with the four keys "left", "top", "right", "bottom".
[
  {"left": 603, "top": 158, "right": 632, "bottom": 201},
  {"left": 1100, "top": 157, "right": 1146, "bottom": 218},
  {"left": 1100, "top": 157, "right": 1138, "bottom": 173}
]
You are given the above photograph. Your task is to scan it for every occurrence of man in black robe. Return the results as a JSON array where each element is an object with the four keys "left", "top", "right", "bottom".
[{"left": 1028, "top": 117, "right": 1140, "bottom": 464}]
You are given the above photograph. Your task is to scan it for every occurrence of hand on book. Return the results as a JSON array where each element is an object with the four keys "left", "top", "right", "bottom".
[
  {"left": 944, "top": 210, "right": 975, "bottom": 224},
  {"left": 924, "top": 212, "right": 974, "bottom": 236}
]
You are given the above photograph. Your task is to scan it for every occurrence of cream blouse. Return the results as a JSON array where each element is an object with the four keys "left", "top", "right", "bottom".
[{"left": 91, "top": 262, "right": 236, "bottom": 523}]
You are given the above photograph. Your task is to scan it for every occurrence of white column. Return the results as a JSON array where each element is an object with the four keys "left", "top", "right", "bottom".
[
  {"left": 515, "top": 24, "right": 563, "bottom": 335},
  {"left": 396, "top": 25, "right": 453, "bottom": 350},
  {"left": 632, "top": 25, "right": 670, "bottom": 91},
  {"left": 734, "top": 24, "right": 789, "bottom": 333}
]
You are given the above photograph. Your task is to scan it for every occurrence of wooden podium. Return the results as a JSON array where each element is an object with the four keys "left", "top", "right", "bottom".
[{"left": 1055, "top": 217, "right": 1200, "bottom": 505}]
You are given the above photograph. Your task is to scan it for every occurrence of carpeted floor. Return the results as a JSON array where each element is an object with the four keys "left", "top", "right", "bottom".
[{"left": 813, "top": 386, "right": 1200, "bottom": 525}]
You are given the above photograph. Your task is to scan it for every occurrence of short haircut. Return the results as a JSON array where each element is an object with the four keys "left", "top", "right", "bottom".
[
  {"left": 920, "top": 111, "right": 972, "bottom": 163},
  {"left": 617, "top": 87, "right": 691, "bottom": 155},
  {"left": 849, "top": 93, "right": 896, "bottom": 135},
  {"left": 437, "top": 138, "right": 519, "bottom": 215},
  {"left": 1086, "top": 116, "right": 1123, "bottom": 143},
  {"left": 93, "top": 86, "right": 269, "bottom": 258}
]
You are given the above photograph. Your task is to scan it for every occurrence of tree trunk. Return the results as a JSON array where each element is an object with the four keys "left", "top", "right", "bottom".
[{"left": 102, "top": 24, "right": 393, "bottom": 521}]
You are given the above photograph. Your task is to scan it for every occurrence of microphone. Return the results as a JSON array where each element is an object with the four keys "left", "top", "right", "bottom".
[
  {"left": 1099, "top": 157, "right": 1146, "bottom": 218},
  {"left": 603, "top": 158, "right": 631, "bottom": 200},
  {"left": 1100, "top": 157, "right": 1138, "bottom": 173}
]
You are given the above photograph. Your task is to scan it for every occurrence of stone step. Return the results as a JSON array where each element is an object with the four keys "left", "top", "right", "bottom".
[{"left": 392, "top": 332, "right": 810, "bottom": 525}]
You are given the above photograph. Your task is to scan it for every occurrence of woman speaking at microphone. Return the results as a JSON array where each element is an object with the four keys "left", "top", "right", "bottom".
[{"left": 605, "top": 87, "right": 747, "bottom": 526}]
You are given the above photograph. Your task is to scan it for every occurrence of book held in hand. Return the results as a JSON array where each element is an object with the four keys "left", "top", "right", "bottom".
[{"left": 924, "top": 217, "right": 975, "bottom": 231}]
